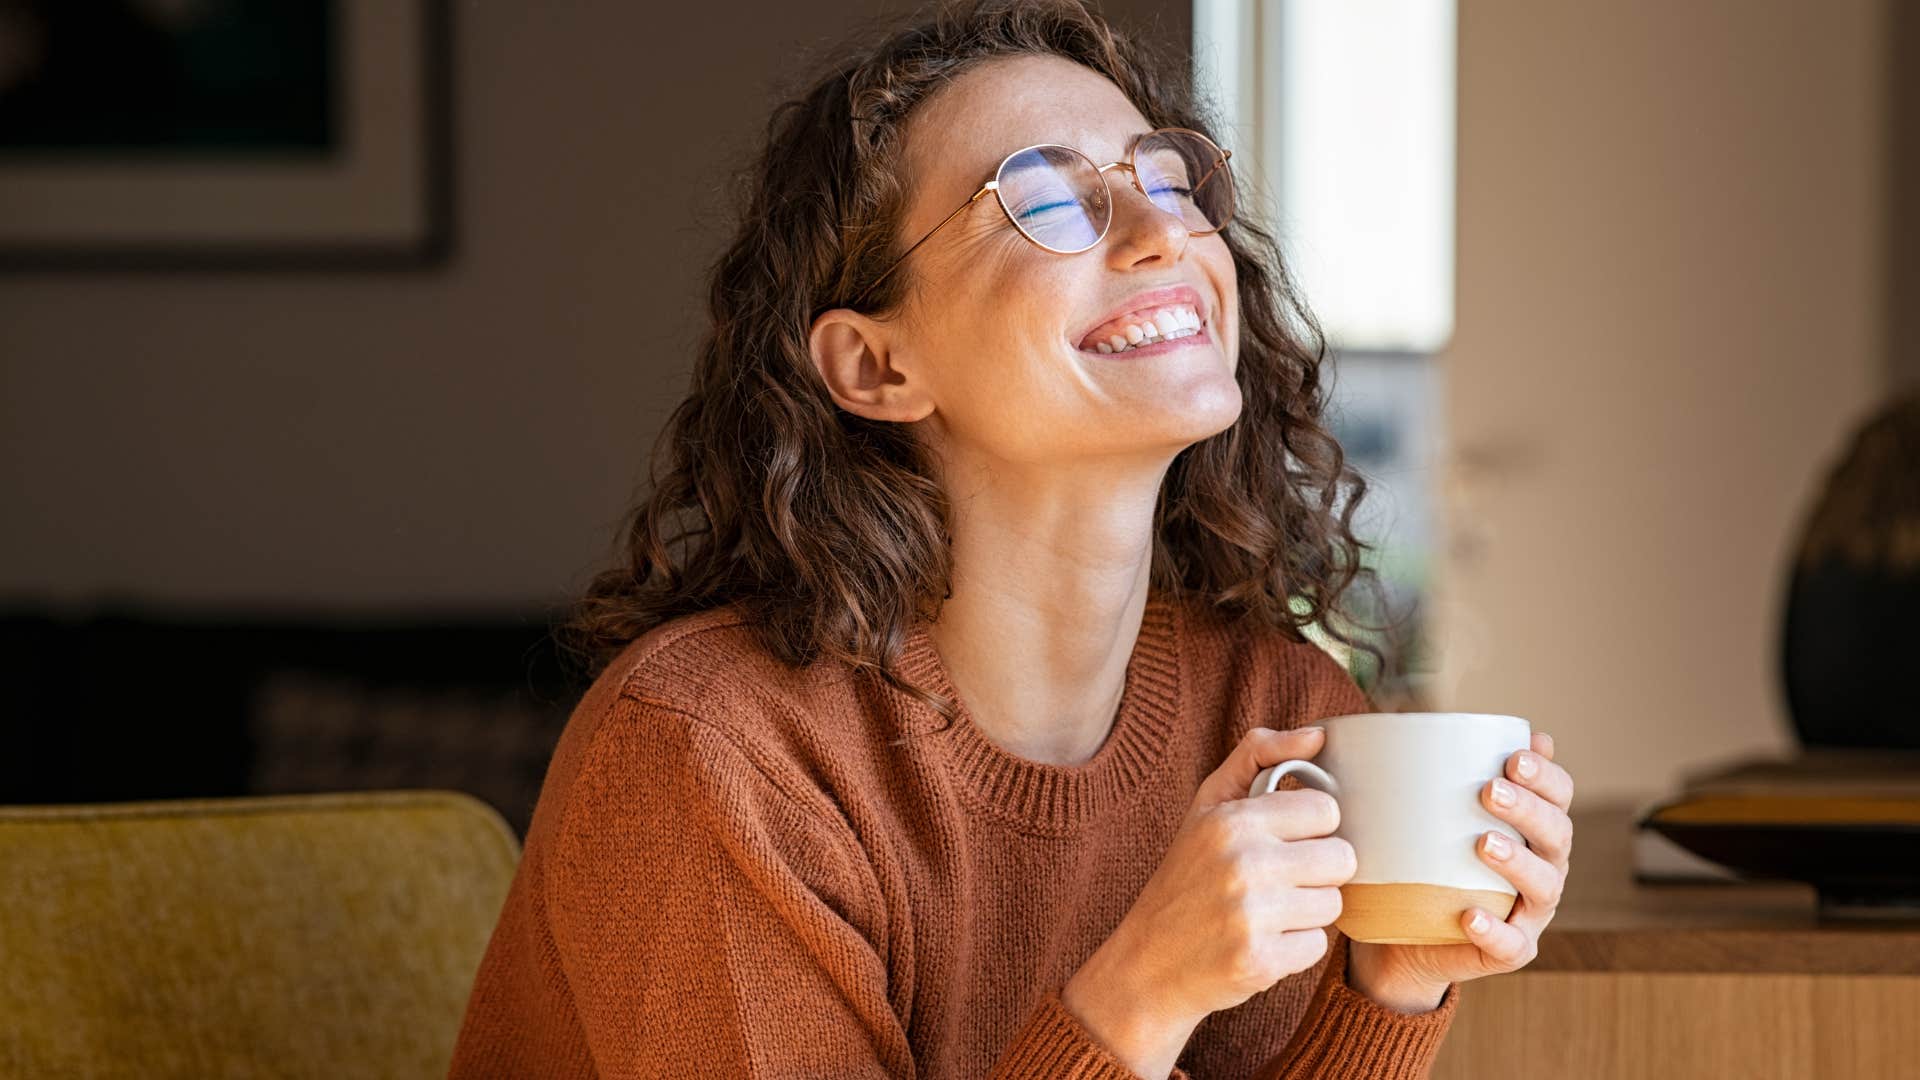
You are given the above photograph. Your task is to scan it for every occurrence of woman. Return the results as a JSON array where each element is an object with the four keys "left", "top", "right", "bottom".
[{"left": 450, "top": 2, "right": 1576, "bottom": 1077}]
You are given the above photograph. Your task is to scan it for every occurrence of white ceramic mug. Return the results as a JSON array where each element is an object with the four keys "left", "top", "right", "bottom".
[{"left": 1248, "top": 712, "right": 1532, "bottom": 944}]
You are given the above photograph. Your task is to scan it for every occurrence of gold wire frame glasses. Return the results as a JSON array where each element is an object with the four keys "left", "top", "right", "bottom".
[{"left": 849, "top": 126, "right": 1235, "bottom": 309}]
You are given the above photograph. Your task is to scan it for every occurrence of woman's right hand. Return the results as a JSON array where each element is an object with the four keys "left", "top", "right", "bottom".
[{"left": 1061, "top": 726, "right": 1356, "bottom": 1075}]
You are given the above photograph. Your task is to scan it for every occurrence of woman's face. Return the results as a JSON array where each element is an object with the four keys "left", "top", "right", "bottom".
[{"left": 813, "top": 53, "right": 1242, "bottom": 473}]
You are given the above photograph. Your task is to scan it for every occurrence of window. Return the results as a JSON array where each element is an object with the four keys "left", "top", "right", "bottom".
[{"left": 1196, "top": 0, "right": 1455, "bottom": 703}]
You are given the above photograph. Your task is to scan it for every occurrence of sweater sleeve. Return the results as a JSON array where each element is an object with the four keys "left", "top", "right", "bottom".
[
  {"left": 990, "top": 988, "right": 1196, "bottom": 1080},
  {"left": 544, "top": 692, "right": 1183, "bottom": 1080}
]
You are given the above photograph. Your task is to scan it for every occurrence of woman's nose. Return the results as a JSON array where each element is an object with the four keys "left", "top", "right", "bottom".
[{"left": 1101, "top": 176, "right": 1191, "bottom": 268}]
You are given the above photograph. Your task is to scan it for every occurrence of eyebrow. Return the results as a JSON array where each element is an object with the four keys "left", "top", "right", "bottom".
[{"left": 990, "top": 131, "right": 1150, "bottom": 177}]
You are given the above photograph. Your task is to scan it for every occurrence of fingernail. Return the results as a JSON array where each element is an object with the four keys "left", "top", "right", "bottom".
[
  {"left": 1539, "top": 732, "right": 1555, "bottom": 754},
  {"left": 1300, "top": 725, "right": 1324, "bottom": 734},
  {"left": 1468, "top": 909, "right": 1490, "bottom": 933},
  {"left": 1517, "top": 753, "right": 1538, "bottom": 780},
  {"left": 1483, "top": 831, "right": 1511, "bottom": 859},
  {"left": 1491, "top": 778, "right": 1516, "bottom": 806}
]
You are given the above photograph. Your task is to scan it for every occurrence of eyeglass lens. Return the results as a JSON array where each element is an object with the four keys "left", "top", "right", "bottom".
[{"left": 995, "top": 130, "right": 1234, "bottom": 254}]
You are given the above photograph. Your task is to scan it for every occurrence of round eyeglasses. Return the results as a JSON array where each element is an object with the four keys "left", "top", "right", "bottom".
[{"left": 849, "top": 126, "right": 1235, "bottom": 309}]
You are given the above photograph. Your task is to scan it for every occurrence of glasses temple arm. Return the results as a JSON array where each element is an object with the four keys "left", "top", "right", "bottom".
[
  {"left": 1191, "top": 149, "right": 1231, "bottom": 195},
  {"left": 850, "top": 183, "right": 993, "bottom": 308}
]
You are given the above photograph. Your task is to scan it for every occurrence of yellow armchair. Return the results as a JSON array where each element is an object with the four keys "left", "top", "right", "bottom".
[{"left": 0, "top": 790, "right": 519, "bottom": 1079}]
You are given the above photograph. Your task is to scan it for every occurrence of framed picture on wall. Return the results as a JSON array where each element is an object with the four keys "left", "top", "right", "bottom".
[{"left": 0, "top": 0, "right": 452, "bottom": 269}]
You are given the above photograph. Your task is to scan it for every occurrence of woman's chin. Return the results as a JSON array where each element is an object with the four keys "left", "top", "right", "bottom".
[
  {"left": 1113, "top": 382, "right": 1244, "bottom": 450},
  {"left": 1146, "top": 370, "right": 1244, "bottom": 434},
  {"left": 1179, "top": 395, "right": 1245, "bottom": 445}
]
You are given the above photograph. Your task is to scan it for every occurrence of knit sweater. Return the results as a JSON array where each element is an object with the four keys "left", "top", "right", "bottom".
[{"left": 448, "top": 588, "right": 1460, "bottom": 1078}]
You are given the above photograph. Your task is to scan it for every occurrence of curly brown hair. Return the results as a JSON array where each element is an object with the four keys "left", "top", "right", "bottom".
[{"left": 557, "top": 0, "right": 1404, "bottom": 721}]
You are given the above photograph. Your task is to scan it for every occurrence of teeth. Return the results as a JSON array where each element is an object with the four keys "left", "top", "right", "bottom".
[
  {"left": 1103, "top": 324, "right": 1200, "bottom": 354},
  {"left": 1083, "top": 304, "right": 1203, "bottom": 353}
]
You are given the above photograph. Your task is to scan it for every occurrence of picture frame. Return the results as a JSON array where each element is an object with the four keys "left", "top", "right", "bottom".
[{"left": 0, "top": 0, "right": 452, "bottom": 270}]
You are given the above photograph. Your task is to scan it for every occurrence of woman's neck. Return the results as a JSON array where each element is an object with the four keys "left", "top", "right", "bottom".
[{"left": 925, "top": 454, "right": 1170, "bottom": 765}]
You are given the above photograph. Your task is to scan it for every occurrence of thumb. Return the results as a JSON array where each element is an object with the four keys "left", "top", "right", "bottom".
[{"left": 1193, "top": 725, "right": 1326, "bottom": 810}]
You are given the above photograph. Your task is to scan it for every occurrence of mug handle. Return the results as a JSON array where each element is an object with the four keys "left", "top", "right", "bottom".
[{"left": 1248, "top": 759, "right": 1340, "bottom": 800}]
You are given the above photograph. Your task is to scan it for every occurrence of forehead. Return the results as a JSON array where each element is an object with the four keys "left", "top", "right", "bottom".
[{"left": 903, "top": 54, "right": 1154, "bottom": 192}]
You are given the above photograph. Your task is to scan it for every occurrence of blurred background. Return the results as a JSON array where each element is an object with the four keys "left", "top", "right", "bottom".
[{"left": 1, "top": 0, "right": 1913, "bottom": 837}]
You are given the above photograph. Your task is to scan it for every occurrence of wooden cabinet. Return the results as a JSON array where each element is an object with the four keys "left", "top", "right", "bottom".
[{"left": 1428, "top": 803, "right": 1920, "bottom": 1079}]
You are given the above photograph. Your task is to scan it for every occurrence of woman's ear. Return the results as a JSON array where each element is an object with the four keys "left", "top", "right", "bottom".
[{"left": 807, "top": 309, "right": 935, "bottom": 423}]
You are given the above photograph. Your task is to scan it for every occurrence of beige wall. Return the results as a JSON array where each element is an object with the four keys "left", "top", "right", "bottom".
[
  {"left": 1431, "top": 0, "right": 1890, "bottom": 804},
  {"left": 1891, "top": 0, "right": 1920, "bottom": 390},
  {"left": 0, "top": 0, "right": 1187, "bottom": 618}
]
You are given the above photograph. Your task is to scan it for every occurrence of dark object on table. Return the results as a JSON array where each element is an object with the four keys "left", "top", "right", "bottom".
[
  {"left": 1779, "top": 391, "right": 1920, "bottom": 749},
  {"left": 1634, "top": 748, "right": 1920, "bottom": 919}
]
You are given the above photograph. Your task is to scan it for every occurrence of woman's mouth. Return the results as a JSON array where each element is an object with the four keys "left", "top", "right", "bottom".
[{"left": 1076, "top": 303, "right": 1209, "bottom": 356}]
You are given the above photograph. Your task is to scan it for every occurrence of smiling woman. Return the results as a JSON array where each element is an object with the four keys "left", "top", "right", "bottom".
[
  {"left": 560, "top": 11, "right": 1394, "bottom": 716},
  {"left": 446, "top": 2, "right": 1459, "bottom": 1078}
]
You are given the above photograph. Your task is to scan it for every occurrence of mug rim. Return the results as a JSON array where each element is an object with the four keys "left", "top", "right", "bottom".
[{"left": 1320, "top": 711, "right": 1530, "bottom": 726}]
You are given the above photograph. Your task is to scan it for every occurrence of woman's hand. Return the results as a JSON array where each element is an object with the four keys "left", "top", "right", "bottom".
[
  {"left": 1062, "top": 725, "right": 1356, "bottom": 1078},
  {"left": 1346, "top": 731, "right": 1575, "bottom": 1010}
]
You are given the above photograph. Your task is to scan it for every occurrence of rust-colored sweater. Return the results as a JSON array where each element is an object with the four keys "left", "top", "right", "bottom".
[{"left": 448, "top": 589, "right": 1460, "bottom": 1078}]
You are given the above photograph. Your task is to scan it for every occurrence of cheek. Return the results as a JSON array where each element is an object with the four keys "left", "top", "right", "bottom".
[
  {"left": 943, "top": 325, "right": 1069, "bottom": 416},
  {"left": 911, "top": 312, "right": 1059, "bottom": 427},
  {"left": 920, "top": 327, "right": 1093, "bottom": 456},
  {"left": 937, "top": 261, "right": 1077, "bottom": 380}
]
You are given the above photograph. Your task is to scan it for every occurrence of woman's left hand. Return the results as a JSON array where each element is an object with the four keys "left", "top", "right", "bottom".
[{"left": 1347, "top": 731, "right": 1575, "bottom": 1008}]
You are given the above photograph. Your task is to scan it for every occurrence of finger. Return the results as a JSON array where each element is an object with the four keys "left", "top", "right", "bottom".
[
  {"left": 1506, "top": 748, "right": 1574, "bottom": 813},
  {"left": 1476, "top": 829, "right": 1565, "bottom": 914},
  {"left": 1460, "top": 904, "right": 1535, "bottom": 969},
  {"left": 1274, "top": 835, "right": 1358, "bottom": 887},
  {"left": 1498, "top": 881, "right": 1562, "bottom": 947},
  {"left": 1197, "top": 726, "right": 1326, "bottom": 808},
  {"left": 1251, "top": 724, "right": 1326, "bottom": 771},
  {"left": 1243, "top": 787, "right": 1343, "bottom": 842},
  {"left": 1532, "top": 730, "right": 1555, "bottom": 761},
  {"left": 1483, "top": 778, "right": 1573, "bottom": 866},
  {"left": 1270, "top": 883, "right": 1345, "bottom": 932}
]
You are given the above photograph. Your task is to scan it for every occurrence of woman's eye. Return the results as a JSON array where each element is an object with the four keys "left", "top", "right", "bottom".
[{"left": 1013, "top": 199, "right": 1079, "bottom": 221}]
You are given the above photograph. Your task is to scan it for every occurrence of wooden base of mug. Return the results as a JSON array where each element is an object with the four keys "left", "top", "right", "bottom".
[{"left": 1335, "top": 883, "right": 1519, "bottom": 944}]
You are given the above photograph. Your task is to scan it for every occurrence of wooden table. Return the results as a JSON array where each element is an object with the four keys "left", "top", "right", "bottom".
[{"left": 1428, "top": 801, "right": 1920, "bottom": 1078}]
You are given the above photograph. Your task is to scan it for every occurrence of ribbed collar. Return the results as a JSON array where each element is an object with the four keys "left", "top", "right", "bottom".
[{"left": 891, "top": 588, "right": 1185, "bottom": 835}]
